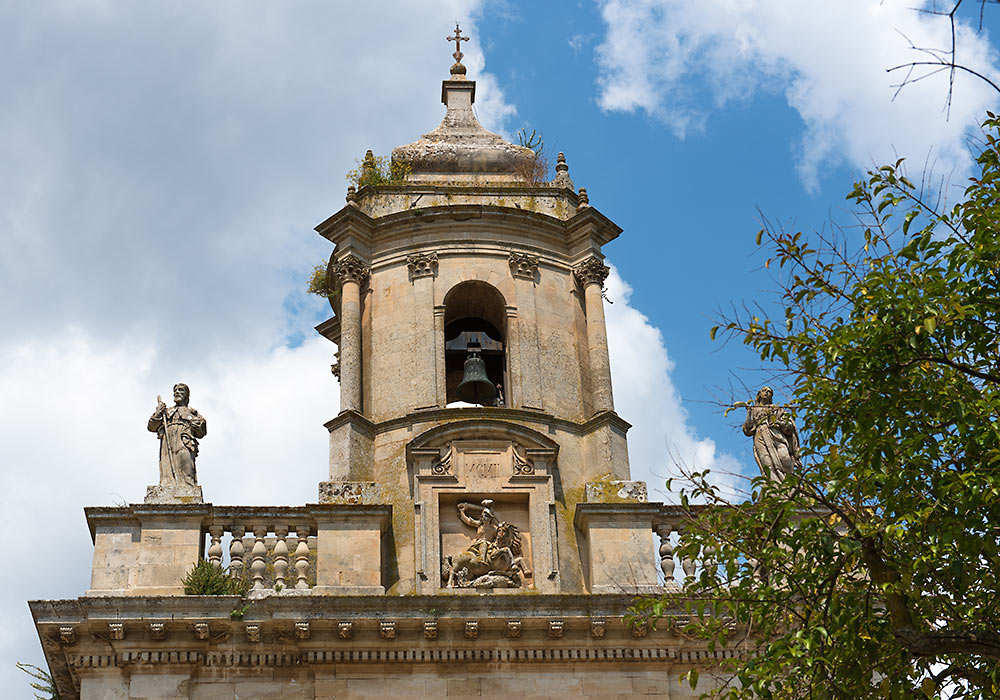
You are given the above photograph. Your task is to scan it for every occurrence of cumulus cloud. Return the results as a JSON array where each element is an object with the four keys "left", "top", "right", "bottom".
[
  {"left": 604, "top": 266, "right": 746, "bottom": 501},
  {"left": 595, "top": 0, "right": 1000, "bottom": 190}
]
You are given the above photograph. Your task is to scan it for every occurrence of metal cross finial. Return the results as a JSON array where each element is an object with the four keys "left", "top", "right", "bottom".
[{"left": 447, "top": 23, "right": 470, "bottom": 64}]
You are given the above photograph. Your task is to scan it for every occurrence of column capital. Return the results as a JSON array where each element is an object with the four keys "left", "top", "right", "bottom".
[
  {"left": 332, "top": 254, "right": 370, "bottom": 286},
  {"left": 508, "top": 251, "right": 539, "bottom": 280},
  {"left": 406, "top": 252, "right": 439, "bottom": 279},
  {"left": 573, "top": 256, "right": 610, "bottom": 286}
]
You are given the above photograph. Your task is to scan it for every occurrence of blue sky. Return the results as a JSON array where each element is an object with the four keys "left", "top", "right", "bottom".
[{"left": 3, "top": 0, "right": 999, "bottom": 688}]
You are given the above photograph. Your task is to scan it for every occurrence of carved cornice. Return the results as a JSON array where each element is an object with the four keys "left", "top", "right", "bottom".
[
  {"left": 508, "top": 252, "right": 539, "bottom": 280},
  {"left": 406, "top": 252, "right": 439, "bottom": 279},
  {"left": 573, "top": 257, "right": 610, "bottom": 287},
  {"left": 331, "top": 255, "right": 370, "bottom": 286}
]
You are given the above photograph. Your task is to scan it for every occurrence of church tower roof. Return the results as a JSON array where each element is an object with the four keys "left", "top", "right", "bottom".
[{"left": 391, "top": 25, "right": 537, "bottom": 184}]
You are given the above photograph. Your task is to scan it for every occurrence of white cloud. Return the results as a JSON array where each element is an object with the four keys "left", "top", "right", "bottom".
[
  {"left": 595, "top": 0, "right": 1000, "bottom": 190},
  {"left": 604, "top": 266, "right": 746, "bottom": 501}
]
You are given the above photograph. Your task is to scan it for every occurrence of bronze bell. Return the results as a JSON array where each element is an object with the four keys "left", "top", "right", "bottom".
[{"left": 457, "top": 351, "right": 496, "bottom": 405}]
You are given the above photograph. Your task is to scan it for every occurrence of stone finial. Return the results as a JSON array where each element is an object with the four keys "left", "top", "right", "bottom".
[
  {"left": 447, "top": 23, "right": 470, "bottom": 71},
  {"left": 346, "top": 185, "right": 357, "bottom": 206},
  {"left": 577, "top": 187, "right": 590, "bottom": 210},
  {"left": 361, "top": 149, "right": 376, "bottom": 179},
  {"left": 553, "top": 152, "right": 574, "bottom": 189}
]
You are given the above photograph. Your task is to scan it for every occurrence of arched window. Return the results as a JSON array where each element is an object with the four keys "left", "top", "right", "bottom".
[{"left": 443, "top": 281, "right": 507, "bottom": 406}]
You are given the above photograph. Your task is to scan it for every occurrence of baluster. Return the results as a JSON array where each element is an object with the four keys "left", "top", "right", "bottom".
[
  {"left": 703, "top": 545, "right": 719, "bottom": 580},
  {"left": 207, "top": 525, "right": 224, "bottom": 567},
  {"left": 230, "top": 525, "right": 246, "bottom": 576},
  {"left": 680, "top": 529, "right": 698, "bottom": 580},
  {"left": 250, "top": 525, "right": 267, "bottom": 589},
  {"left": 273, "top": 525, "right": 289, "bottom": 590},
  {"left": 655, "top": 525, "right": 675, "bottom": 583},
  {"left": 294, "top": 524, "right": 311, "bottom": 590}
]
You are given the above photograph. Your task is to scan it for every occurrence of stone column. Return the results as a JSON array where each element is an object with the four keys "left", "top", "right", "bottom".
[
  {"left": 434, "top": 305, "right": 446, "bottom": 407},
  {"left": 332, "top": 255, "right": 369, "bottom": 414},
  {"left": 574, "top": 257, "right": 614, "bottom": 414},
  {"left": 509, "top": 252, "right": 542, "bottom": 409},
  {"left": 407, "top": 253, "right": 438, "bottom": 410}
]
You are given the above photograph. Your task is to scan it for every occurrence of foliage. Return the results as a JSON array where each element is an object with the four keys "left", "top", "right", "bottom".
[
  {"left": 634, "top": 116, "right": 1000, "bottom": 698},
  {"left": 345, "top": 149, "right": 410, "bottom": 189},
  {"left": 182, "top": 559, "right": 250, "bottom": 597},
  {"left": 17, "top": 662, "right": 60, "bottom": 700},
  {"left": 306, "top": 263, "right": 339, "bottom": 300},
  {"left": 515, "top": 128, "right": 550, "bottom": 183}
]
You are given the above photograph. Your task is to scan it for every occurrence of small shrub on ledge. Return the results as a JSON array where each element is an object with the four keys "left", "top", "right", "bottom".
[
  {"left": 182, "top": 559, "right": 250, "bottom": 596},
  {"left": 346, "top": 149, "right": 410, "bottom": 188}
]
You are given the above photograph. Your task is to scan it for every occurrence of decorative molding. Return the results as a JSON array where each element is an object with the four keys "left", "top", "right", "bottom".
[
  {"left": 67, "top": 646, "right": 741, "bottom": 670},
  {"left": 423, "top": 620, "right": 438, "bottom": 640},
  {"left": 331, "top": 255, "right": 370, "bottom": 286},
  {"left": 406, "top": 252, "right": 439, "bottom": 279},
  {"left": 505, "top": 619, "right": 522, "bottom": 639},
  {"left": 464, "top": 620, "right": 479, "bottom": 640},
  {"left": 380, "top": 621, "right": 397, "bottom": 640},
  {"left": 108, "top": 623, "right": 125, "bottom": 641},
  {"left": 548, "top": 620, "right": 564, "bottom": 638},
  {"left": 193, "top": 623, "right": 210, "bottom": 640},
  {"left": 431, "top": 442, "right": 454, "bottom": 476},
  {"left": 246, "top": 624, "right": 261, "bottom": 643},
  {"left": 149, "top": 623, "right": 166, "bottom": 640},
  {"left": 573, "top": 257, "right": 609, "bottom": 287},
  {"left": 295, "top": 622, "right": 310, "bottom": 640},
  {"left": 508, "top": 252, "right": 539, "bottom": 280},
  {"left": 630, "top": 621, "right": 649, "bottom": 638},
  {"left": 58, "top": 626, "right": 76, "bottom": 645},
  {"left": 590, "top": 619, "right": 606, "bottom": 638},
  {"left": 511, "top": 443, "right": 534, "bottom": 476},
  {"left": 338, "top": 621, "right": 354, "bottom": 639}
]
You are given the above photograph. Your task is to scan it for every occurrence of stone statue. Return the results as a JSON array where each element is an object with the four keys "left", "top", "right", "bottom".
[
  {"left": 145, "top": 383, "right": 206, "bottom": 503},
  {"left": 742, "top": 386, "right": 801, "bottom": 481},
  {"left": 443, "top": 500, "right": 529, "bottom": 588}
]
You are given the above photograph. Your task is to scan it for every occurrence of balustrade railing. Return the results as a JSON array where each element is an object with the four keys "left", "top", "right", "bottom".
[{"left": 205, "top": 508, "right": 319, "bottom": 591}]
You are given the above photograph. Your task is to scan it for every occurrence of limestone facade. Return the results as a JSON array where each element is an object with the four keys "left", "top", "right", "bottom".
[{"left": 29, "top": 46, "right": 729, "bottom": 700}]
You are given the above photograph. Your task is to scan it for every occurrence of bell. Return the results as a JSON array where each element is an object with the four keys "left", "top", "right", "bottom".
[{"left": 457, "top": 351, "right": 497, "bottom": 405}]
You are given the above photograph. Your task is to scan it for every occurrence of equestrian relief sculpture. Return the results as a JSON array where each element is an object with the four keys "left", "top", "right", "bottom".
[
  {"left": 145, "top": 382, "right": 207, "bottom": 503},
  {"left": 442, "top": 500, "right": 530, "bottom": 588}
]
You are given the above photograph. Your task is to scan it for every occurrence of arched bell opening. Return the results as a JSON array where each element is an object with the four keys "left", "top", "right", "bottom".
[{"left": 443, "top": 281, "right": 507, "bottom": 406}]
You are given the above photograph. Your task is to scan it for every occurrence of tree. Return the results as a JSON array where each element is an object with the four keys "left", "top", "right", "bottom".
[{"left": 633, "top": 115, "right": 1000, "bottom": 698}]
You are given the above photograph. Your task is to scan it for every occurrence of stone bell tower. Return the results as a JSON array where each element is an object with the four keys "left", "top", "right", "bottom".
[
  {"left": 314, "top": 35, "right": 645, "bottom": 597},
  {"left": 30, "top": 29, "right": 728, "bottom": 700}
]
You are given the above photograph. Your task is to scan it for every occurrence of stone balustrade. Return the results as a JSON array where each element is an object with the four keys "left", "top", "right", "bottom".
[{"left": 85, "top": 503, "right": 391, "bottom": 597}]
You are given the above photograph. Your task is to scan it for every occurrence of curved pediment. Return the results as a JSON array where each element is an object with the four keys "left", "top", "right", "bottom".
[{"left": 407, "top": 418, "right": 559, "bottom": 455}]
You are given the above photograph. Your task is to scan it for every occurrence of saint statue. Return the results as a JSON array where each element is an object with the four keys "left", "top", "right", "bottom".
[
  {"left": 147, "top": 383, "right": 207, "bottom": 491},
  {"left": 742, "top": 386, "right": 801, "bottom": 481}
]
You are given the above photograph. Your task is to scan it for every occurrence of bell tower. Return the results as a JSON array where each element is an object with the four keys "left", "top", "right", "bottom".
[{"left": 314, "top": 34, "right": 650, "bottom": 596}]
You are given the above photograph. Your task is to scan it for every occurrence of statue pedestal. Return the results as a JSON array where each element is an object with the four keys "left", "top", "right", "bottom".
[{"left": 144, "top": 483, "right": 203, "bottom": 504}]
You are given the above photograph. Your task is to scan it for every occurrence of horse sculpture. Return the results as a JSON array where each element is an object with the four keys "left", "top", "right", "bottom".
[{"left": 444, "top": 521, "right": 527, "bottom": 588}]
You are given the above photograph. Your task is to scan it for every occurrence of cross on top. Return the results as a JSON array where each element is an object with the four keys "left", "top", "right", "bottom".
[{"left": 447, "top": 23, "right": 469, "bottom": 64}]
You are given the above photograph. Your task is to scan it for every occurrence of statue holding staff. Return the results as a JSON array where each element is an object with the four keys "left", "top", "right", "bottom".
[
  {"left": 741, "top": 386, "right": 801, "bottom": 481},
  {"left": 147, "top": 383, "right": 207, "bottom": 491}
]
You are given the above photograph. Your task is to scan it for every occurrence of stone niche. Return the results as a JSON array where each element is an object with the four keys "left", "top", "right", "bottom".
[{"left": 407, "top": 419, "right": 559, "bottom": 594}]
